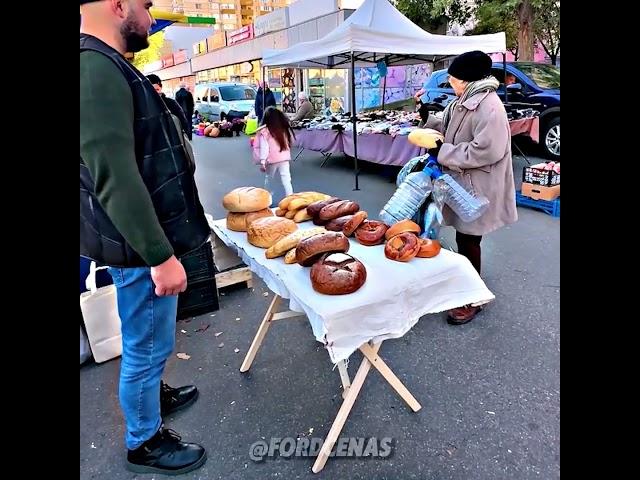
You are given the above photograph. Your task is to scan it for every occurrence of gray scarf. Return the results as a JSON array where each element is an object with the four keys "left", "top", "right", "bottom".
[{"left": 442, "top": 76, "right": 500, "bottom": 131}]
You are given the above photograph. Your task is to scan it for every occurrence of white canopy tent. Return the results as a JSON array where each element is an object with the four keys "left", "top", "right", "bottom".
[{"left": 261, "top": 0, "right": 507, "bottom": 189}]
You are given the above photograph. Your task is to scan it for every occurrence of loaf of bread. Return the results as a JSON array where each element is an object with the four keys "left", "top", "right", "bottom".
[
  {"left": 342, "top": 211, "right": 368, "bottom": 237},
  {"left": 355, "top": 220, "right": 388, "bottom": 246},
  {"left": 226, "top": 208, "right": 274, "bottom": 232},
  {"left": 247, "top": 217, "right": 298, "bottom": 248},
  {"left": 318, "top": 200, "right": 360, "bottom": 221},
  {"left": 407, "top": 128, "right": 445, "bottom": 149},
  {"left": 417, "top": 238, "right": 442, "bottom": 258},
  {"left": 310, "top": 253, "right": 367, "bottom": 295},
  {"left": 293, "top": 208, "right": 312, "bottom": 223},
  {"left": 307, "top": 197, "right": 341, "bottom": 218},
  {"left": 324, "top": 215, "right": 354, "bottom": 232},
  {"left": 295, "top": 232, "right": 350, "bottom": 267},
  {"left": 385, "top": 219, "right": 421, "bottom": 240},
  {"left": 223, "top": 187, "right": 272, "bottom": 213},
  {"left": 265, "top": 227, "right": 327, "bottom": 259},
  {"left": 284, "top": 248, "right": 298, "bottom": 264},
  {"left": 384, "top": 232, "right": 421, "bottom": 262}
]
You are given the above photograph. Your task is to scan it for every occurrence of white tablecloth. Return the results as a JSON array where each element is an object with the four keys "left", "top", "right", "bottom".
[{"left": 210, "top": 218, "right": 494, "bottom": 363}]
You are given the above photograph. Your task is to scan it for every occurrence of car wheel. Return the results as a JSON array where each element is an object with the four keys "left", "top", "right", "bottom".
[{"left": 542, "top": 117, "right": 560, "bottom": 160}]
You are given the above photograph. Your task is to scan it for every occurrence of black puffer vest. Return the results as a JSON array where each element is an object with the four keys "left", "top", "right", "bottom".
[{"left": 80, "top": 34, "right": 209, "bottom": 267}]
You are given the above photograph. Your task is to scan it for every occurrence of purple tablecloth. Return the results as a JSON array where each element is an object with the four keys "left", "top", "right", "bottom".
[
  {"left": 342, "top": 133, "right": 425, "bottom": 166},
  {"left": 292, "top": 129, "right": 343, "bottom": 154},
  {"left": 294, "top": 118, "right": 538, "bottom": 168}
]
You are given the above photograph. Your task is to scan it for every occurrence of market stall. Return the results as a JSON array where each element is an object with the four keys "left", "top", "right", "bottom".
[
  {"left": 291, "top": 108, "right": 541, "bottom": 167},
  {"left": 210, "top": 187, "right": 494, "bottom": 472},
  {"left": 262, "top": 0, "right": 507, "bottom": 189}
]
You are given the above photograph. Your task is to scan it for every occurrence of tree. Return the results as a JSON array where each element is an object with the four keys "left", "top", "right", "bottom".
[
  {"left": 467, "top": 1, "right": 520, "bottom": 59},
  {"left": 395, "top": 0, "right": 468, "bottom": 32},
  {"left": 534, "top": 0, "right": 560, "bottom": 65},
  {"left": 132, "top": 31, "right": 165, "bottom": 70}
]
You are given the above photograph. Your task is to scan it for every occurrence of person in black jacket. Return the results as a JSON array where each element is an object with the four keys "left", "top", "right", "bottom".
[
  {"left": 175, "top": 83, "right": 194, "bottom": 125},
  {"left": 255, "top": 81, "right": 276, "bottom": 123},
  {"left": 147, "top": 74, "right": 192, "bottom": 139}
]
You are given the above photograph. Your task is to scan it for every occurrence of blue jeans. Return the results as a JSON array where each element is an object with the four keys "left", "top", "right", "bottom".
[{"left": 108, "top": 267, "right": 178, "bottom": 450}]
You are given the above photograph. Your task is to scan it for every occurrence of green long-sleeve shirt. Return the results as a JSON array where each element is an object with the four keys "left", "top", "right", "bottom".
[{"left": 80, "top": 51, "right": 174, "bottom": 266}]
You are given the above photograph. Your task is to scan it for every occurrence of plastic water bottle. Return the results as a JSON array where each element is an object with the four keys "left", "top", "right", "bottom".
[
  {"left": 379, "top": 170, "right": 433, "bottom": 225},
  {"left": 434, "top": 174, "right": 489, "bottom": 222},
  {"left": 421, "top": 202, "right": 443, "bottom": 240}
]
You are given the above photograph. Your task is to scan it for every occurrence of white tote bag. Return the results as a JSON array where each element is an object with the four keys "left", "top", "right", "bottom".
[{"left": 79, "top": 262, "right": 122, "bottom": 363}]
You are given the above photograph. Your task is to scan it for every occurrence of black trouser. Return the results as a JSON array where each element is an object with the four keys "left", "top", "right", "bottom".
[{"left": 456, "top": 231, "right": 482, "bottom": 274}]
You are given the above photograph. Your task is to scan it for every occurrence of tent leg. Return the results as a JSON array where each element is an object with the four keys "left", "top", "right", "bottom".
[
  {"left": 350, "top": 52, "right": 360, "bottom": 191},
  {"left": 503, "top": 53, "right": 508, "bottom": 105}
]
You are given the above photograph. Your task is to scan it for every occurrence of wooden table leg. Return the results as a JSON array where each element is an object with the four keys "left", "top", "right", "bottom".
[
  {"left": 359, "top": 343, "right": 422, "bottom": 412},
  {"left": 311, "top": 343, "right": 381, "bottom": 473},
  {"left": 240, "top": 295, "right": 281, "bottom": 373},
  {"left": 337, "top": 360, "right": 351, "bottom": 399}
]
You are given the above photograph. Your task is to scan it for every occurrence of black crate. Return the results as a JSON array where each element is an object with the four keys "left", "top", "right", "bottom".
[
  {"left": 522, "top": 166, "right": 560, "bottom": 186},
  {"left": 177, "top": 277, "right": 219, "bottom": 320},
  {"left": 181, "top": 242, "right": 216, "bottom": 284},
  {"left": 177, "top": 242, "right": 219, "bottom": 319}
]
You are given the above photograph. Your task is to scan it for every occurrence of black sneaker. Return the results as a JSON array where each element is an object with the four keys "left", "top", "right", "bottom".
[
  {"left": 126, "top": 427, "right": 207, "bottom": 475},
  {"left": 160, "top": 381, "right": 199, "bottom": 416}
]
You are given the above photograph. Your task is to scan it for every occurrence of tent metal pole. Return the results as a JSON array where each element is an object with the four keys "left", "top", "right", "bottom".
[{"left": 350, "top": 52, "right": 360, "bottom": 191}]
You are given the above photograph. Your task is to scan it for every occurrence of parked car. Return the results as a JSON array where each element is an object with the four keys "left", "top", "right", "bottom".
[
  {"left": 420, "top": 62, "right": 560, "bottom": 159},
  {"left": 194, "top": 82, "right": 257, "bottom": 121}
]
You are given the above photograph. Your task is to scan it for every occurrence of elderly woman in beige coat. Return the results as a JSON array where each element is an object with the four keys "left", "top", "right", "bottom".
[{"left": 425, "top": 50, "right": 518, "bottom": 324}]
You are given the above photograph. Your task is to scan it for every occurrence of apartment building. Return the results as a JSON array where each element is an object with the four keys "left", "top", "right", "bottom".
[{"left": 153, "top": 0, "right": 292, "bottom": 29}]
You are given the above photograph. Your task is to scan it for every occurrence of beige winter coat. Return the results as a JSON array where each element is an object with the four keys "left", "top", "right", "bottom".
[{"left": 426, "top": 91, "right": 518, "bottom": 236}]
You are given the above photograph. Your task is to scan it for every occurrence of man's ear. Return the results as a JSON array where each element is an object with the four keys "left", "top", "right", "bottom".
[{"left": 110, "top": 0, "right": 127, "bottom": 20}]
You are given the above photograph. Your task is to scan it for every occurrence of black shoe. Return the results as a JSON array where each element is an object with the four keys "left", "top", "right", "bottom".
[
  {"left": 160, "top": 381, "right": 199, "bottom": 416},
  {"left": 126, "top": 427, "right": 207, "bottom": 475}
]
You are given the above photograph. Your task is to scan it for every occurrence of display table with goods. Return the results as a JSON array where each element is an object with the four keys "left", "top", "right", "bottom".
[
  {"left": 210, "top": 186, "right": 494, "bottom": 472},
  {"left": 291, "top": 108, "right": 543, "bottom": 166}
]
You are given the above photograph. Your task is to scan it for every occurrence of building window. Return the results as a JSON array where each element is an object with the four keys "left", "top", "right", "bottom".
[{"left": 195, "top": 3, "right": 202, "bottom": 8}]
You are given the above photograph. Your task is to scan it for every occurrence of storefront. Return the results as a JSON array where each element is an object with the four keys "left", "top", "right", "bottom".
[
  {"left": 190, "top": 5, "right": 354, "bottom": 111},
  {"left": 195, "top": 60, "right": 262, "bottom": 86}
]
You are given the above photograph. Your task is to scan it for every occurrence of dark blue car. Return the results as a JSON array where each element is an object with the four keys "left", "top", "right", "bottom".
[{"left": 421, "top": 62, "right": 560, "bottom": 159}]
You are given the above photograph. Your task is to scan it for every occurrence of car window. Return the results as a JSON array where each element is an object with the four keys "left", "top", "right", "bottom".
[
  {"left": 436, "top": 74, "right": 451, "bottom": 89},
  {"left": 219, "top": 86, "right": 256, "bottom": 101},
  {"left": 491, "top": 68, "right": 522, "bottom": 86},
  {"left": 210, "top": 88, "right": 220, "bottom": 102},
  {"left": 515, "top": 63, "right": 560, "bottom": 89},
  {"left": 195, "top": 86, "right": 207, "bottom": 102}
]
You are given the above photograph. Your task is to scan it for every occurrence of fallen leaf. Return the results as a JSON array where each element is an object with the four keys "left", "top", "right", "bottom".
[
  {"left": 214, "top": 331, "right": 223, "bottom": 337},
  {"left": 235, "top": 317, "right": 241, "bottom": 321},
  {"left": 177, "top": 353, "right": 191, "bottom": 360},
  {"left": 90, "top": 442, "right": 96, "bottom": 449},
  {"left": 218, "top": 342, "right": 224, "bottom": 348},
  {"left": 180, "top": 329, "right": 187, "bottom": 334},
  {"left": 230, "top": 401, "right": 235, "bottom": 405},
  {"left": 263, "top": 292, "right": 269, "bottom": 297},
  {"left": 309, "top": 428, "right": 314, "bottom": 434},
  {"left": 234, "top": 348, "right": 240, "bottom": 353},
  {"left": 486, "top": 411, "right": 496, "bottom": 415},
  {"left": 195, "top": 323, "right": 210, "bottom": 333},
  {"left": 210, "top": 314, "right": 216, "bottom": 317}
]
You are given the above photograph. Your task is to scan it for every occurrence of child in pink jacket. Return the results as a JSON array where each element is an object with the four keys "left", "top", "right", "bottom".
[{"left": 254, "top": 107, "right": 295, "bottom": 197}]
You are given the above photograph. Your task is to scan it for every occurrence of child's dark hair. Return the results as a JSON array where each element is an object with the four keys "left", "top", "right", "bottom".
[{"left": 262, "top": 106, "right": 296, "bottom": 152}]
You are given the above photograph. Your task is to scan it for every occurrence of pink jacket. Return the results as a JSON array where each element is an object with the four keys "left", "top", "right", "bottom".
[{"left": 257, "top": 127, "right": 291, "bottom": 165}]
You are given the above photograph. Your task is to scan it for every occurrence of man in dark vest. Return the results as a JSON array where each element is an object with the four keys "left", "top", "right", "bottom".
[{"left": 80, "top": 0, "right": 208, "bottom": 475}]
